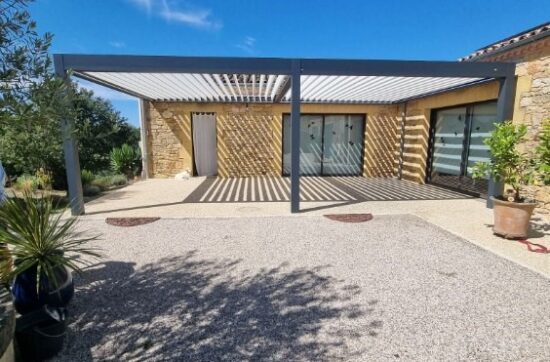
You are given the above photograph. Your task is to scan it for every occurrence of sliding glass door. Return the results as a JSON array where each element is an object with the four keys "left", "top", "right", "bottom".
[
  {"left": 283, "top": 114, "right": 365, "bottom": 176},
  {"left": 428, "top": 101, "right": 496, "bottom": 195},
  {"left": 322, "top": 115, "right": 365, "bottom": 175}
]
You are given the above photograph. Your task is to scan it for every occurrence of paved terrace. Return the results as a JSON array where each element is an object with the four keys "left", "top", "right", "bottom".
[{"left": 82, "top": 178, "right": 550, "bottom": 278}]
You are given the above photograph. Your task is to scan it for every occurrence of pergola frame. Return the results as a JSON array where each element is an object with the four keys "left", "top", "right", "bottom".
[{"left": 53, "top": 54, "right": 516, "bottom": 215}]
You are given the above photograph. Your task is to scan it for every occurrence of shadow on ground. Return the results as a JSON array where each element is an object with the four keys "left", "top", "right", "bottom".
[{"left": 56, "top": 252, "right": 380, "bottom": 361}]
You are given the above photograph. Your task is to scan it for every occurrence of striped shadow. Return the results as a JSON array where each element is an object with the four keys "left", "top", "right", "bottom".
[
  {"left": 184, "top": 176, "right": 473, "bottom": 203},
  {"left": 185, "top": 176, "right": 356, "bottom": 203}
]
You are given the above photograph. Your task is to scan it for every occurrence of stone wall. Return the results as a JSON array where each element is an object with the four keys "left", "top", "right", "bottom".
[
  {"left": 482, "top": 37, "right": 550, "bottom": 217},
  {"left": 144, "top": 102, "right": 193, "bottom": 178},
  {"left": 144, "top": 102, "right": 400, "bottom": 178}
]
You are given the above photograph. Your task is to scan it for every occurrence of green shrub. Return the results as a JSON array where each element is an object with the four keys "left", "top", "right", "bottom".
[
  {"left": 90, "top": 173, "right": 127, "bottom": 190},
  {"left": 83, "top": 184, "right": 101, "bottom": 197},
  {"left": 536, "top": 119, "right": 550, "bottom": 184},
  {"left": 81, "top": 169, "right": 95, "bottom": 186},
  {"left": 110, "top": 144, "right": 140, "bottom": 178},
  {"left": 472, "top": 120, "right": 548, "bottom": 202},
  {"left": 35, "top": 168, "right": 52, "bottom": 190},
  {"left": 91, "top": 176, "right": 112, "bottom": 191},
  {"left": 110, "top": 174, "right": 128, "bottom": 186},
  {"left": 14, "top": 175, "right": 39, "bottom": 192}
]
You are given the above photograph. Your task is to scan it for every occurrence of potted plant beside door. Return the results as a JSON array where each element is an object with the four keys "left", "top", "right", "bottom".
[{"left": 472, "top": 120, "right": 550, "bottom": 239}]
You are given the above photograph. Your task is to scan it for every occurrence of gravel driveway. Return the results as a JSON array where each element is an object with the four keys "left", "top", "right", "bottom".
[{"left": 54, "top": 214, "right": 550, "bottom": 361}]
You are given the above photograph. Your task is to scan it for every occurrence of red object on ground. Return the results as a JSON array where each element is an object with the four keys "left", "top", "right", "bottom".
[
  {"left": 517, "top": 239, "right": 550, "bottom": 254},
  {"left": 324, "top": 214, "right": 373, "bottom": 223},
  {"left": 105, "top": 217, "right": 160, "bottom": 227}
]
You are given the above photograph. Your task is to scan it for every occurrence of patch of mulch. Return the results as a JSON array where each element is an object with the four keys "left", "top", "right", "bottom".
[
  {"left": 323, "top": 213, "right": 373, "bottom": 223},
  {"left": 105, "top": 217, "right": 160, "bottom": 227}
]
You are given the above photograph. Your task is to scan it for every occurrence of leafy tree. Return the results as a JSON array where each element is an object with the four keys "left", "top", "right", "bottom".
[
  {"left": 0, "top": 0, "right": 68, "bottom": 185},
  {"left": 0, "top": 0, "right": 141, "bottom": 188},
  {"left": 72, "top": 87, "right": 140, "bottom": 173}
]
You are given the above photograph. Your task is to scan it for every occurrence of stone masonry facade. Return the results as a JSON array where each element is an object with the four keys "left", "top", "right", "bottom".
[{"left": 483, "top": 37, "right": 550, "bottom": 216}]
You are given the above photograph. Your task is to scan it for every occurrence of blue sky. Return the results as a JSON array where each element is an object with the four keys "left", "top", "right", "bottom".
[{"left": 30, "top": 0, "right": 549, "bottom": 127}]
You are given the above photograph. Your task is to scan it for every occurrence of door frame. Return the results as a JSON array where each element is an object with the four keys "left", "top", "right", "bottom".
[
  {"left": 281, "top": 113, "right": 367, "bottom": 176},
  {"left": 425, "top": 100, "right": 497, "bottom": 196}
]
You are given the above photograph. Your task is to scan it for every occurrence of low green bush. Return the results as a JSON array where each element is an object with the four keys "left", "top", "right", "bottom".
[
  {"left": 90, "top": 173, "right": 128, "bottom": 190},
  {"left": 81, "top": 169, "right": 95, "bottom": 186},
  {"left": 83, "top": 184, "right": 101, "bottom": 197},
  {"left": 14, "top": 175, "right": 39, "bottom": 192},
  {"left": 91, "top": 176, "right": 112, "bottom": 191},
  {"left": 110, "top": 174, "right": 128, "bottom": 186}
]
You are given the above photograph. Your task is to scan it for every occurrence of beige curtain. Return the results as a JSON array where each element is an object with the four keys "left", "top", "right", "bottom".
[{"left": 192, "top": 113, "right": 218, "bottom": 176}]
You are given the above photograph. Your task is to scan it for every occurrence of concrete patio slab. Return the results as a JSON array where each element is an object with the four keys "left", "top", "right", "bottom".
[
  {"left": 81, "top": 179, "right": 550, "bottom": 278},
  {"left": 55, "top": 215, "right": 550, "bottom": 361}
]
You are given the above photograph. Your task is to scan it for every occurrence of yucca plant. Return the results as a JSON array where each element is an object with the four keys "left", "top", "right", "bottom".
[
  {"left": 0, "top": 192, "right": 101, "bottom": 296},
  {"left": 110, "top": 144, "right": 140, "bottom": 179}
]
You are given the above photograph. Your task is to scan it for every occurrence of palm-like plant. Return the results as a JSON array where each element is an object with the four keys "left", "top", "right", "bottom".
[
  {"left": 0, "top": 192, "right": 101, "bottom": 291},
  {"left": 110, "top": 144, "right": 140, "bottom": 179}
]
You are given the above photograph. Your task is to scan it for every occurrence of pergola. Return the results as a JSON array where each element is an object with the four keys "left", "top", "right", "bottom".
[{"left": 53, "top": 55, "right": 516, "bottom": 215}]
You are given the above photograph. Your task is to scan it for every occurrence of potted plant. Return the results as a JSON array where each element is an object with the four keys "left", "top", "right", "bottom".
[
  {"left": 472, "top": 120, "right": 549, "bottom": 239},
  {"left": 0, "top": 191, "right": 100, "bottom": 360}
]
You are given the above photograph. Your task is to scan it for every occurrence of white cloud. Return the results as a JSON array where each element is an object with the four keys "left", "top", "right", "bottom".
[
  {"left": 109, "top": 41, "right": 126, "bottom": 48},
  {"left": 236, "top": 36, "right": 257, "bottom": 54},
  {"left": 76, "top": 79, "right": 137, "bottom": 101},
  {"left": 129, "top": 0, "right": 222, "bottom": 30}
]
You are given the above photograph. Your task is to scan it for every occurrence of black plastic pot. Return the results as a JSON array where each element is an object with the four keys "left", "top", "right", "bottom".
[
  {"left": 12, "top": 265, "right": 74, "bottom": 315},
  {"left": 15, "top": 306, "right": 67, "bottom": 361}
]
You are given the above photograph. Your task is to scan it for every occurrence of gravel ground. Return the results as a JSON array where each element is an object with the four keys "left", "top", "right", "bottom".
[{"left": 53, "top": 215, "right": 550, "bottom": 361}]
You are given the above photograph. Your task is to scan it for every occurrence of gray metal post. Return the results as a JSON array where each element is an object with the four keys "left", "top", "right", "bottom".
[
  {"left": 487, "top": 73, "right": 516, "bottom": 208},
  {"left": 61, "top": 118, "right": 85, "bottom": 215},
  {"left": 290, "top": 60, "right": 301, "bottom": 213},
  {"left": 138, "top": 99, "right": 150, "bottom": 179},
  {"left": 398, "top": 102, "right": 407, "bottom": 180},
  {"left": 54, "top": 56, "right": 85, "bottom": 215}
]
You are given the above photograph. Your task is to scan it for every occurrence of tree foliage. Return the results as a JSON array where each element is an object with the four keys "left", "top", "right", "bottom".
[
  {"left": 472, "top": 121, "right": 549, "bottom": 202},
  {"left": 0, "top": 0, "right": 140, "bottom": 188}
]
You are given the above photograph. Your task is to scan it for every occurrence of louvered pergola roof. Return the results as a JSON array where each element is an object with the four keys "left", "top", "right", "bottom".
[
  {"left": 76, "top": 72, "right": 483, "bottom": 104},
  {"left": 54, "top": 54, "right": 515, "bottom": 105}
]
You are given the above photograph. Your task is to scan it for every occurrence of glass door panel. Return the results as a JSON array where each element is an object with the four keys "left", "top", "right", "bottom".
[
  {"left": 431, "top": 106, "right": 467, "bottom": 180},
  {"left": 283, "top": 115, "right": 323, "bottom": 175},
  {"left": 429, "top": 102, "right": 497, "bottom": 196},
  {"left": 322, "top": 115, "right": 364, "bottom": 175},
  {"left": 466, "top": 103, "right": 495, "bottom": 176}
]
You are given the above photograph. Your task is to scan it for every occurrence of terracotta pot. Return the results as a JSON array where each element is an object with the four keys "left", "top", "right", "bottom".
[{"left": 492, "top": 197, "right": 536, "bottom": 239}]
